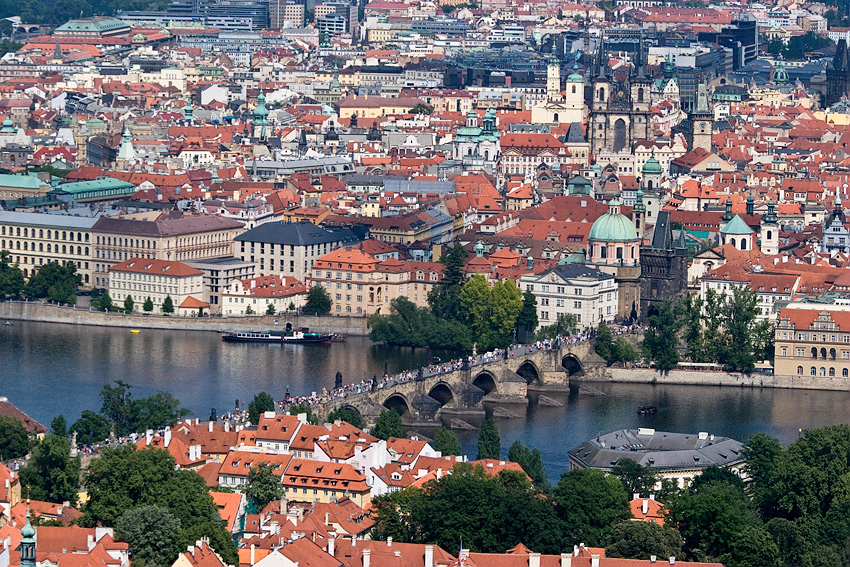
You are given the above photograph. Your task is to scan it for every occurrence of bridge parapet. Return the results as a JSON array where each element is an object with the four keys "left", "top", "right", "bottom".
[{"left": 313, "top": 340, "right": 601, "bottom": 427}]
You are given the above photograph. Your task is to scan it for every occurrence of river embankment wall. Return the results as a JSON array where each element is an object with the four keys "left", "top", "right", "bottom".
[
  {"left": 0, "top": 301, "right": 371, "bottom": 336},
  {"left": 580, "top": 367, "right": 850, "bottom": 392}
]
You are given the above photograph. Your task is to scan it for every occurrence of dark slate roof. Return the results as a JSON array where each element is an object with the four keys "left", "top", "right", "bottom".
[
  {"left": 235, "top": 221, "right": 358, "bottom": 246},
  {"left": 649, "top": 210, "right": 674, "bottom": 250},
  {"left": 569, "top": 428, "right": 745, "bottom": 471},
  {"left": 550, "top": 263, "right": 613, "bottom": 280},
  {"left": 564, "top": 122, "right": 587, "bottom": 144},
  {"left": 92, "top": 214, "right": 244, "bottom": 236}
]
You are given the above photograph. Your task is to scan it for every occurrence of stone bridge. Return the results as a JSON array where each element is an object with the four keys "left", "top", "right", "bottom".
[{"left": 313, "top": 341, "right": 603, "bottom": 428}]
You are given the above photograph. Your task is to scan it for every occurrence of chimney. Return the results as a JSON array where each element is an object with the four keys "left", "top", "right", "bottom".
[
  {"left": 352, "top": 536, "right": 357, "bottom": 547},
  {"left": 209, "top": 420, "right": 214, "bottom": 432},
  {"left": 87, "top": 534, "right": 95, "bottom": 550},
  {"left": 425, "top": 545, "right": 434, "bottom": 567},
  {"left": 387, "top": 537, "right": 393, "bottom": 546},
  {"left": 642, "top": 498, "right": 649, "bottom": 515},
  {"left": 225, "top": 421, "right": 231, "bottom": 432},
  {"left": 329, "top": 537, "right": 335, "bottom": 557},
  {"left": 560, "top": 554, "right": 571, "bottom": 567},
  {"left": 250, "top": 545, "right": 255, "bottom": 566},
  {"left": 591, "top": 555, "right": 600, "bottom": 567},
  {"left": 146, "top": 429, "right": 153, "bottom": 445},
  {"left": 529, "top": 553, "right": 541, "bottom": 567},
  {"left": 633, "top": 493, "right": 640, "bottom": 500},
  {"left": 651, "top": 557, "right": 657, "bottom": 564},
  {"left": 573, "top": 545, "right": 579, "bottom": 557},
  {"left": 325, "top": 512, "right": 331, "bottom": 525},
  {"left": 363, "top": 549, "right": 371, "bottom": 567},
  {"left": 164, "top": 427, "right": 172, "bottom": 446},
  {"left": 669, "top": 558, "right": 675, "bottom": 565}
]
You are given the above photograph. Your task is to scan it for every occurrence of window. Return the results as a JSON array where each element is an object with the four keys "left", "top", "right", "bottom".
[
  {"left": 811, "top": 367, "right": 817, "bottom": 376},
  {"left": 797, "top": 366, "right": 803, "bottom": 376},
  {"left": 541, "top": 311, "right": 549, "bottom": 320},
  {"left": 829, "top": 367, "right": 836, "bottom": 377},
  {"left": 574, "top": 301, "right": 582, "bottom": 308}
]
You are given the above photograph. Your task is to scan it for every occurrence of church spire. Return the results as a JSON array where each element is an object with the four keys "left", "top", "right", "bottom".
[{"left": 20, "top": 505, "right": 36, "bottom": 567}]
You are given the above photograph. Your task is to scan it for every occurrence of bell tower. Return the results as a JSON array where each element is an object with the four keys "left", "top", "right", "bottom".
[{"left": 688, "top": 82, "right": 713, "bottom": 152}]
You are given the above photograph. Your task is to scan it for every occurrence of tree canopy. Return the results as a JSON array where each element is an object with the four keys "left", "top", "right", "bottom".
[
  {"left": 477, "top": 418, "right": 501, "bottom": 460},
  {"left": 115, "top": 505, "right": 183, "bottom": 567},
  {"left": 23, "top": 261, "right": 80, "bottom": 304},
  {"left": 248, "top": 392, "right": 275, "bottom": 425},
  {"left": 434, "top": 427, "right": 462, "bottom": 456},
  {"left": 372, "top": 410, "right": 403, "bottom": 440},
  {"left": 18, "top": 433, "right": 80, "bottom": 504},
  {"left": 245, "top": 462, "right": 284, "bottom": 511},
  {"left": 0, "top": 416, "right": 30, "bottom": 460},
  {"left": 99, "top": 381, "right": 188, "bottom": 436},
  {"left": 304, "top": 286, "right": 332, "bottom": 315}
]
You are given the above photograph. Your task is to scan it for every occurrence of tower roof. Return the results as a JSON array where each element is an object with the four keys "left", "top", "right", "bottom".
[
  {"left": 719, "top": 214, "right": 754, "bottom": 236},
  {"left": 589, "top": 201, "right": 639, "bottom": 242},
  {"left": 642, "top": 157, "right": 662, "bottom": 174}
]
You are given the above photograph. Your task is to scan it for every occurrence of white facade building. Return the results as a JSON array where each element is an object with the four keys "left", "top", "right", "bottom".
[{"left": 520, "top": 264, "right": 619, "bottom": 328}]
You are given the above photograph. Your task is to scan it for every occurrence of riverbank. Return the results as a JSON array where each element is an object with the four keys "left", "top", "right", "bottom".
[
  {"left": 580, "top": 367, "right": 850, "bottom": 392},
  {"left": 0, "top": 300, "right": 370, "bottom": 336}
]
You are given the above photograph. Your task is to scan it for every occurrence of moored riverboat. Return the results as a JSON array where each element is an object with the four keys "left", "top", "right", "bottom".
[
  {"left": 221, "top": 329, "right": 334, "bottom": 344},
  {"left": 637, "top": 405, "right": 658, "bottom": 415}
]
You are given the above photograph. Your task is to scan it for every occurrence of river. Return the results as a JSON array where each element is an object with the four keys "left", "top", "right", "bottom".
[{"left": 3, "top": 321, "right": 850, "bottom": 480}]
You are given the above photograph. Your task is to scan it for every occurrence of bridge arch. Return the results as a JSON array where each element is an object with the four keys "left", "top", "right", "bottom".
[
  {"left": 428, "top": 382, "right": 455, "bottom": 407},
  {"left": 516, "top": 360, "right": 541, "bottom": 385},
  {"left": 383, "top": 394, "right": 412, "bottom": 417},
  {"left": 562, "top": 354, "right": 583, "bottom": 376},
  {"left": 473, "top": 371, "right": 497, "bottom": 395}
]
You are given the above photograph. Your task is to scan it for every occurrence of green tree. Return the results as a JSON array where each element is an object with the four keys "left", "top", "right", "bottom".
[
  {"left": 612, "top": 337, "right": 639, "bottom": 364},
  {"left": 265, "top": 303, "right": 276, "bottom": 315},
  {"left": 99, "top": 380, "right": 135, "bottom": 436},
  {"left": 162, "top": 295, "right": 174, "bottom": 314},
  {"left": 720, "top": 525, "right": 780, "bottom": 567},
  {"left": 247, "top": 392, "right": 276, "bottom": 425},
  {"left": 717, "top": 286, "right": 773, "bottom": 373},
  {"left": 604, "top": 521, "right": 683, "bottom": 560},
  {"left": 0, "top": 416, "right": 30, "bottom": 460},
  {"left": 507, "top": 440, "right": 546, "bottom": 488},
  {"left": 369, "top": 297, "right": 472, "bottom": 351},
  {"left": 536, "top": 313, "right": 578, "bottom": 341},
  {"left": 410, "top": 103, "right": 434, "bottom": 114},
  {"left": 0, "top": 39, "right": 22, "bottom": 56},
  {"left": 124, "top": 295, "right": 134, "bottom": 312},
  {"left": 70, "top": 410, "right": 112, "bottom": 445},
  {"left": 81, "top": 444, "right": 236, "bottom": 564},
  {"left": 115, "top": 505, "right": 183, "bottom": 567},
  {"left": 594, "top": 323, "right": 614, "bottom": 362},
  {"left": 428, "top": 243, "right": 468, "bottom": 320},
  {"left": 23, "top": 261, "right": 80, "bottom": 303},
  {"left": 459, "top": 275, "right": 522, "bottom": 350},
  {"left": 741, "top": 432, "right": 783, "bottom": 518},
  {"left": 554, "top": 468, "right": 630, "bottom": 546},
  {"left": 133, "top": 392, "right": 188, "bottom": 432},
  {"left": 51, "top": 414, "right": 68, "bottom": 438},
  {"left": 434, "top": 427, "right": 462, "bottom": 456},
  {"left": 641, "top": 300, "right": 682, "bottom": 374},
  {"left": 245, "top": 462, "right": 284, "bottom": 511},
  {"left": 665, "top": 482, "right": 761, "bottom": 560},
  {"left": 288, "top": 402, "right": 318, "bottom": 424},
  {"left": 0, "top": 250, "right": 25, "bottom": 298},
  {"left": 245, "top": 304, "right": 254, "bottom": 315},
  {"left": 476, "top": 418, "right": 500, "bottom": 460},
  {"left": 372, "top": 464, "right": 565, "bottom": 553},
  {"left": 92, "top": 291, "right": 114, "bottom": 311},
  {"left": 516, "top": 290, "right": 538, "bottom": 342},
  {"left": 143, "top": 297, "right": 154, "bottom": 312},
  {"left": 610, "top": 458, "right": 659, "bottom": 498},
  {"left": 18, "top": 433, "right": 81, "bottom": 505},
  {"left": 304, "top": 285, "right": 332, "bottom": 314},
  {"left": 372, "top": 409, "right": 403, "bottom": 440},
  {"left": 326, "top": 406, "right": 363, "bottom": 429}
]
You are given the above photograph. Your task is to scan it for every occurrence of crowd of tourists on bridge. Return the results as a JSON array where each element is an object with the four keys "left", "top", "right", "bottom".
[{"left": 294, "top": 327, "right": 646, "bottom": 410}]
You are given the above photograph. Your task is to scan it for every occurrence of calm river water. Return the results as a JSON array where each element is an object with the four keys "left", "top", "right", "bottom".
[{"left": 2, "top": 321, "right": 850, "bottom": 479}]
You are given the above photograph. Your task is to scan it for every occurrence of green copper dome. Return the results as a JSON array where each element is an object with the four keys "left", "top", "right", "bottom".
[
  {"left": 642, "top": 157, "right": 662, "bottom": 174},
  {"left": 566, "top": 63, "right": 583, "bottom": 83},
  {"left": 589, "top": 200, "right": 639, "bottom": 242},
  {"left": 21, "top": 517, "right": 35, "bottom": 539}
]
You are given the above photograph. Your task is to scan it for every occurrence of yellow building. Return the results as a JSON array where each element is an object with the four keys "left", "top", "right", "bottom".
[
  {"left": 0, "top": 211, "right": 98, "bottom": 287},
  {"left": 282, "top": 458, "right": 371, "bottom": 508},
  {"left": 336, "top": 94, "right": 427, "bottom": 119},
  {"left": 311, "top": 248, "right": 442, "bottom": 315},
  {"left": 774, "top": 306, "right": 850, "bottom": 379}
]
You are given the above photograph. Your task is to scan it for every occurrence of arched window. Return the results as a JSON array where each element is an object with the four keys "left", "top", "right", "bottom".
[
  {"left": 616, "top": 247, "right": 624, "bottom": 259},
  {"left": 829, "top": 367, "right": 836, "bottom": 377},
  {"left": 62, "top": 231, "right": 67, "bottom": 240},
  {"left": 39, "top": 243, "right": 43, "bottom": 252},
  {"left": 638, "top": 87, "right": 644, "bottom": 102},
  {"left": 797, "top": 366, "right": 803, "bottom": 375},
  {"left": 830, "top": 348, "right": 837, "bottom": 359},
  {"left": 731, "top": 238, "right": 737, "bottom": 248},
  {"left": 23, "top": 228, "right": 27, "bottom": 237},
  {"left": 741, "top": 238, "right": 747, "bottom": 251},
  {"left": 811, "top": 367, "right": 817, "bottom": 376},
  {"left": 47, "top": 244, "right": 51, "bottom": 253},
  {"left": 812, "top": 347, "right": 818, "bottom": 358},
  {"left": 553, "top": 113, "right": 559, "bottom": 122},
  {"left": 598, "top": 87, "right": 605, "bottom": 101},
  {"left": 821, "top": 348, "right": 828, "bottom": 359},
  {"left": 767, "top": 230, "right": 773, "bottom": 240},
  {"left": 62, "top": 245, "right": 66, "bottom": 254},
  {"left": 844, "top": 368, "right": 849, "bottom": 377},
  {"left": 572, "top": 85, "right": 576, "bottom": 94},
  {"left": 820, "top": 367, "right": 826, "bottom": 376}
]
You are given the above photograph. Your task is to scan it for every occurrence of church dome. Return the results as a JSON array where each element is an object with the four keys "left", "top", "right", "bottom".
[
  {"left": 589, "top": 199, "right": 639, "bottom": 242},
  {"left": 642, "top": 157, "right": 662, "bottom": 174},
  {"left": 566, "top": 63, "right": 583, "bottom": 83},
  {"left": 21, "top": 517, "right": 35, "bottom": 539}
]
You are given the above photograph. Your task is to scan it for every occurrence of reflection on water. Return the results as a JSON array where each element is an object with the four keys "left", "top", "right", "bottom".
[{"left": 3, "top": 321, "right": 850, "bottom": 481}]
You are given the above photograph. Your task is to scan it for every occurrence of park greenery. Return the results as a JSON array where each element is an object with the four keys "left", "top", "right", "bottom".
[
  {"left": 642, "top": 287, "right": 772, "bottom": 374},
  {"left": 594, "top": 323, "right": 639, "bottom": 366},
  {"left": 81, "top": 445, "right": 238, "bottom": 566},
  {"left": 370, "top": 244, "right": 528, "bottom": 352},
  {"left": 0, "top": 257, "right": 84, "bottom": 303},
  {"left": 372, "top": 424, "right": 850, "bottom": 566},
  {"left": 97, "top": 380, "right": 189, "bottom": 437},
  {"left": 765, "top": 32, "right": 832, "bottom": 60}
]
